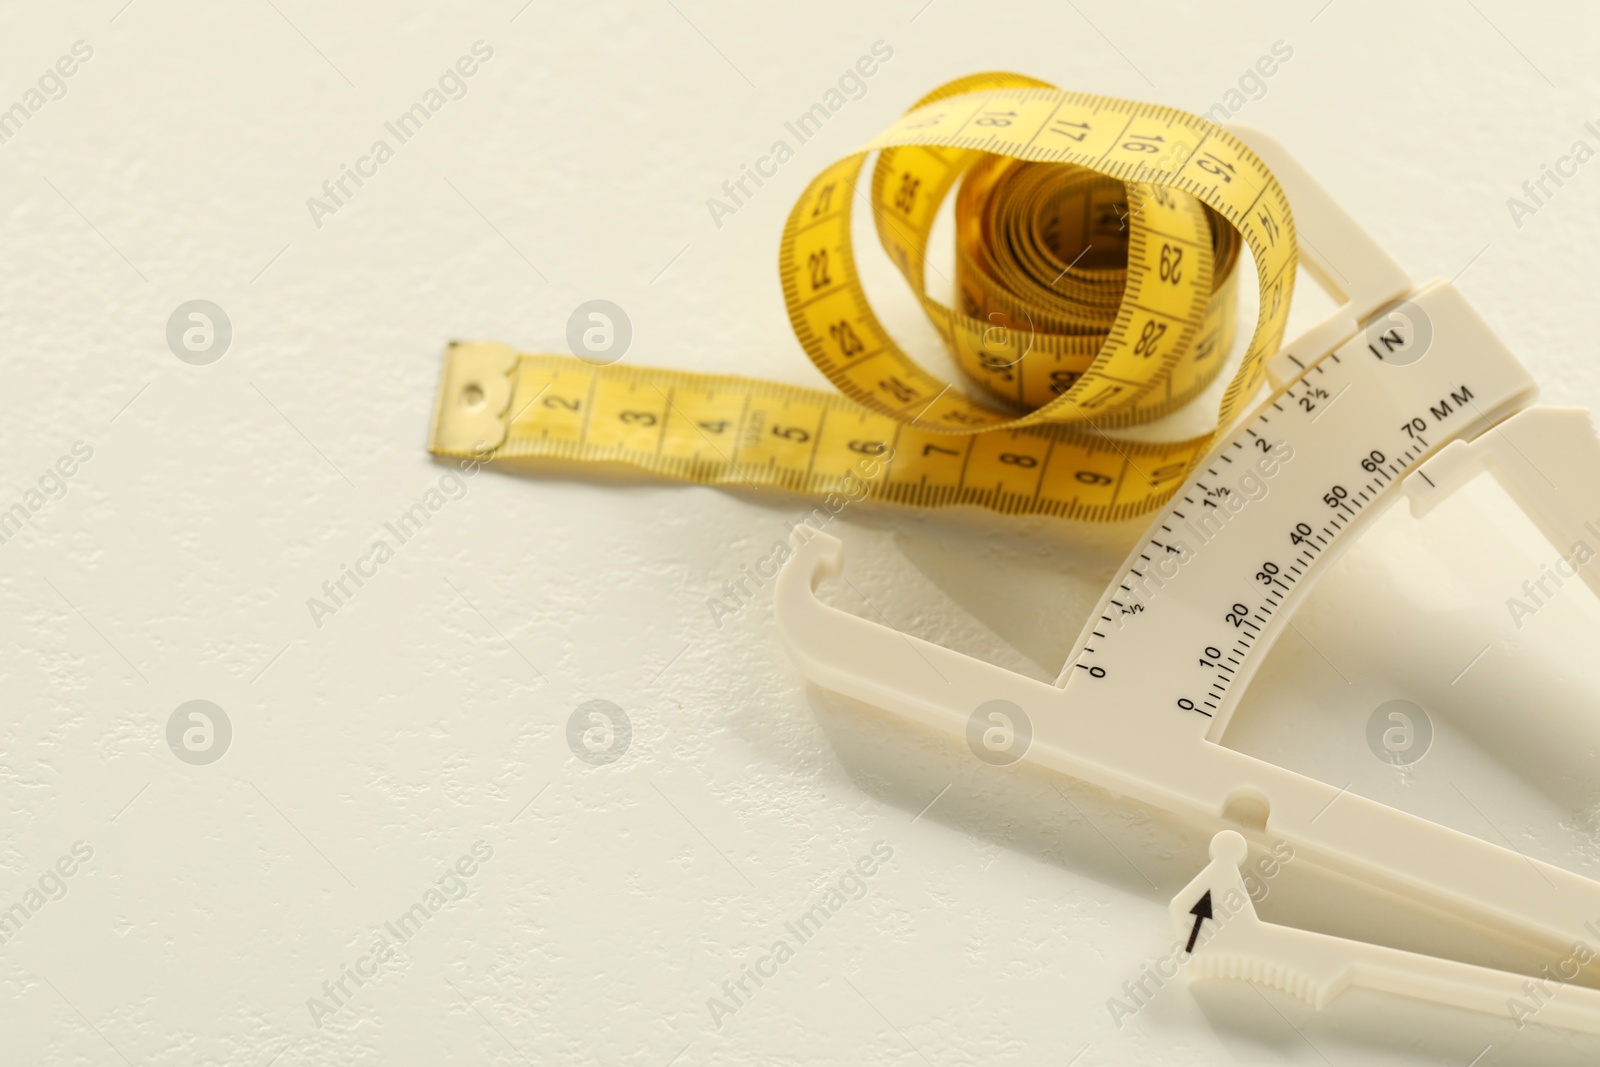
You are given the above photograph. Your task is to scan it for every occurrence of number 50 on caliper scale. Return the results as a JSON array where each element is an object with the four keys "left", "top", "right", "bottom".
[{"left": 774, "top": 127, "right": 1600, "bottom": 1031}]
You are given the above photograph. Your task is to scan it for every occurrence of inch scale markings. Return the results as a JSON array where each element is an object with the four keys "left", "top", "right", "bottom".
[{"left": 1060, "top": 279, "right": 1536, "bottom": 740}]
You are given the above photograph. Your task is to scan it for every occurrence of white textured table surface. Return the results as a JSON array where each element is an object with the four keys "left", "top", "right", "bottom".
[{"left": 5, "top": 2, "right": 1600, "bottom": 1064}]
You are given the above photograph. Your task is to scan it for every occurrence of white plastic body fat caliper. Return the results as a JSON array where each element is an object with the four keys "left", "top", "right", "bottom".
[{"left": 773, "top": 125, "right": 1600, "bottom": 1032}]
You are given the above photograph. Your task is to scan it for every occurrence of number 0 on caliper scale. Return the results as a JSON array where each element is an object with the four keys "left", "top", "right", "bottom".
[{"left": 775, "top": 126, "right": 1600, "bottom": 1031}]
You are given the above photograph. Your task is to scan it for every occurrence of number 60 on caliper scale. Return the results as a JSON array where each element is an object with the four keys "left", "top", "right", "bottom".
[{"left": 774, "top": 126, "right": 1600, "bottom": 1033}]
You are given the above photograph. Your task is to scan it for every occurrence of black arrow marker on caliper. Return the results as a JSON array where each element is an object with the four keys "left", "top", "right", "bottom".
[{"left": 1185, "top": 890, "right": 1213, "bottom": 954}]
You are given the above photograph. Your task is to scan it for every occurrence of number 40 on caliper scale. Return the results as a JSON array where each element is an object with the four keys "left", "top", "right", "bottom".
[{"left": 775, "top": 125, "right": 1600, "bottom": 1033}]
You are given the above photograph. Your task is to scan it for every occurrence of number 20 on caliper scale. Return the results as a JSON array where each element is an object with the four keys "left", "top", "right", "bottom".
[{"left": 775, "top": 126, "right": 1600, "bottom": 1032}]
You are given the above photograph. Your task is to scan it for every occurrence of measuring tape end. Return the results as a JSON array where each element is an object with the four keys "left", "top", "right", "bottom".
[{"left": 429, "top": 341, "right": 517, "bottom": 457}]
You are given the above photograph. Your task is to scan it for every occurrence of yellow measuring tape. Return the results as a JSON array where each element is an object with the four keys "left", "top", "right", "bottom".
[{"left": 428, "top": 72, "right": 1296, "bottom": 521}]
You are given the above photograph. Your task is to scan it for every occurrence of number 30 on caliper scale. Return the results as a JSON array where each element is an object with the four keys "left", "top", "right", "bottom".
[{"left": 775, "top": 126, "right": 1600, "bottom": 1031}]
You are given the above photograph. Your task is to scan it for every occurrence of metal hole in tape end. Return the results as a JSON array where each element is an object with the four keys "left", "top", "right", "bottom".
[{"left": 429, "top": 341, "right": 516, "bottom": 457}]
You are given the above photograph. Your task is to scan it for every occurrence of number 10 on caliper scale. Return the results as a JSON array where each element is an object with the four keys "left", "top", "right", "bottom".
[{"left": 775, "top": 126, "right": 1600, "bottom": 1031}]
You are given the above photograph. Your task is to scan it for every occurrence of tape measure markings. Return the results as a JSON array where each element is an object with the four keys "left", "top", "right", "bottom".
[{"left": 430, "top": 74, "right": 1297, "bottom": 522}]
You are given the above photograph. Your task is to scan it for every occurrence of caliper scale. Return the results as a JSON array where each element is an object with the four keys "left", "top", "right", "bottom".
[
  {"left": 1061, "top": 277, "right": 1532, "bottom": 735},
  {"left": 775, "top": 127, "right": 1600, "bottom": 1028}
]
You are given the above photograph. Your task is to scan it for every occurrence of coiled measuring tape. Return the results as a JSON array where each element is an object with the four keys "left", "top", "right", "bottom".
[{"left": 428, "top": 72, "right": 1296, "bottom": 522}]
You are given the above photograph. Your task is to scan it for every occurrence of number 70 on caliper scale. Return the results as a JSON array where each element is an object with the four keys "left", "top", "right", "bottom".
[{"left": 775, "top": 125, "right": 1600, "bottom": 1033}]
